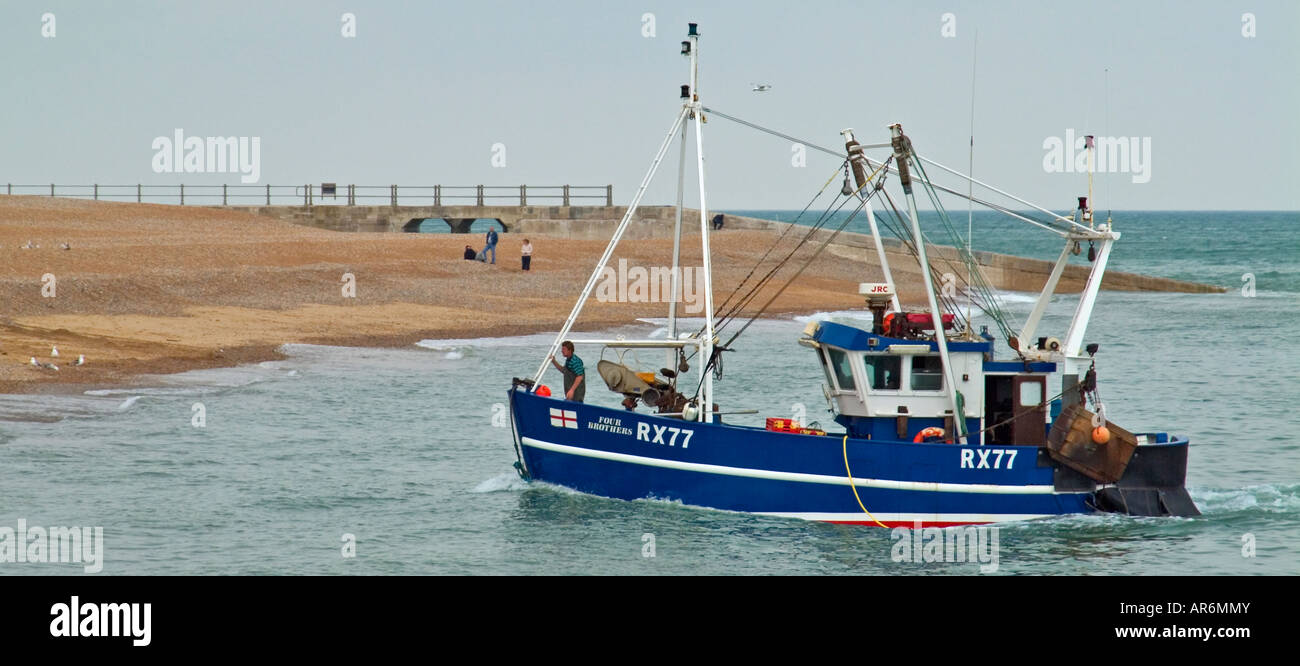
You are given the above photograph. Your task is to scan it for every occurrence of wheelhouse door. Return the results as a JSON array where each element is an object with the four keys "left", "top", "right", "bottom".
[{"left": 1010, "top": 375, "right": 1047, "bottom": 446}]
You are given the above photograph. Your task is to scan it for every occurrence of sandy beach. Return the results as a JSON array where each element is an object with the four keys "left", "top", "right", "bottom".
[
  {"left": 0, "top": 197, "right": 931, "bottom": 394},
  {"left": 0, "top": 196, "right": 1213, "bottom": 395}
]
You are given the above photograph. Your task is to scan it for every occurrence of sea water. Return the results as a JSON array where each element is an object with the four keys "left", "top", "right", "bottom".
[{"left": 0, "top": 212, "right": 1295, "bottom": 575}]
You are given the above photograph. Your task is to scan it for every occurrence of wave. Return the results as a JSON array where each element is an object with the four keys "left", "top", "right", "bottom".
[
  {"left": 415, "top": 332, "right": 557, "bottom": 351},
  {"left": 471, "top": 472, "right": 531, "bottom": 493},
  {"left": 0, "top": 392, "right": 148, "bottom": 422},
  {"left": 990, "top": 290, "right": 1039, "bottom": 305},
  {"left": 1191, "top": 483, "right": 1300, "bottom": 515},
  {"left": 792, "top": 309, "right": 873, "bottom": 324}
]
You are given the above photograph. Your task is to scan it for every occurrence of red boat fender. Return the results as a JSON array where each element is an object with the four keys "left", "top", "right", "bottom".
[{"left": 913, "top": 426, "right": 946, "bottom": 443}]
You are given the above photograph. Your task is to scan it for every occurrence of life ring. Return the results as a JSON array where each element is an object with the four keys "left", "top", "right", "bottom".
[{"left": 913, "top": 427, "right": 946, "bottom": 443}]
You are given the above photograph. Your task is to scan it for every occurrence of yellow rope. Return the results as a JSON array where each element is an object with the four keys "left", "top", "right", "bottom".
[{"left": 842, "top": 434, "right": 889, "bottom": 528}]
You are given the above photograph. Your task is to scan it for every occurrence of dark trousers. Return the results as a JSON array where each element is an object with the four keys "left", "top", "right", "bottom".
[
  {"left": 522, "top": 255, "right": 531, "bottom": 271},
  {"left": 562, "top": 370, "right": 585, "bottom": 402}
]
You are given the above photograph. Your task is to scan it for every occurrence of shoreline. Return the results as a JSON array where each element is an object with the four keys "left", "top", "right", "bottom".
[
  {"left": 1, "top": 196, "right": 1225, "bottom": 397},
  {"left": 0, "top": 308, "right": 845, "bottom": 397}
]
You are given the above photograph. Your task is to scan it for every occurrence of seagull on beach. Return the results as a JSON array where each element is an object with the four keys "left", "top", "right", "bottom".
[
  {"left": 30, "top": 357, "right": 58, "bottom": 371},
  {"left": 74, "top": 354, "right": 85, "bottom": 366},
  {"left": 51, "top": 346, "right": 59, "bottom": 358}
]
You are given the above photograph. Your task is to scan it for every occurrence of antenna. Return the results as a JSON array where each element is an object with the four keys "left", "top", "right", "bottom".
[
  {"left": 1104, "top": 67, "right": 1112, "bottom": 227},
  {"left": 965, "top": 29, "right": 978, "bottom": 333}
]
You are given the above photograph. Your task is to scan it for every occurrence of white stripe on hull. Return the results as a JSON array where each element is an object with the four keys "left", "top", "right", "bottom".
[{"left": 521, "top": 436, "right": 1059, "bottom": 495}]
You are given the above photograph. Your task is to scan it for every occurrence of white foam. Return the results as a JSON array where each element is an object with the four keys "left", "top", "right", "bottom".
[
  {"left": 1192, "top": 484, "right": 1300, "bottom": 513},
  {"left": 991, "top": 290, "right": 1039, "bottom": 305},
  {"left": 117, "top": 396, "right": 142, "bottom": 411},
  {"left": 792, "top": 310, "right": 873, "bottom": 324},
  {"left": 471, "top": 472, "right": 531, "bottom": 493},
  {"left": 86, "top": 386, "right": 215, "bottom": 398},
  {"left": 415, "top": 332, "right": 558, "bottom": 351}
]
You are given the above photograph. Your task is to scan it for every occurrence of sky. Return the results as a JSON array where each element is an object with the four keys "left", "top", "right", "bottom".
[{"left": 2, "top": 0, "right": 1297, "bottom": 211}]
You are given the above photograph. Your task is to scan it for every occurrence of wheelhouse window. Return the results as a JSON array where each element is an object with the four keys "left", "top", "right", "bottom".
[
  {"left": 910, "top": 355, "right": 944, "bottom": 391},
  {"left": 1019, "top": 380, "right": 1043, "bottom": 406},
  {"left": 862, "top": 354, "right": 901, "bottom": 390},
  {"left": 826, "top": 348, "right": 856, "bottom": 390}
]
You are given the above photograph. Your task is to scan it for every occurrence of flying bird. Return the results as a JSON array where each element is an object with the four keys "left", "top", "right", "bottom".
[{"left": 751, "top": 83, "right": 772, "bottom": 92}]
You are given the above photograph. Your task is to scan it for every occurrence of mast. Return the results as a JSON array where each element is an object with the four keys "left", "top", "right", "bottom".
[
  {"left": 666, "top": 107, "right": 688, "bottom": 369},
  {"left": 1085, "top": 134, "right": 1095, "bottom": 228},
  {"left": 530, "top": 105, "right": 690, "bottom": 386},
  {"left": 688, "top": 22, "right": 716, "bottom": 423},
  {"left": 890, "top": 123, "right": 966, "bottom": 443},
  {"left": 842, "top": 128, "right": 900, "bottom": 313},
  {"left": 532, "top": 22, "right": 716, "bottom": 425}
]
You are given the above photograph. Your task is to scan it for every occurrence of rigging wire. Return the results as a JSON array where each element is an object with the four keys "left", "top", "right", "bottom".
[
  {"left": 683, "top": 107, "right": 1070, "bottom": 354},
  {"left": 685, "top": 186, "right": 879, "bottom": 400},
  {"left": 708, "top": 157, "right": 893, "bottom": 349},
  {"left": 721, "top": 182, "right": 880, "bottom": 350},
  {"left": 703, "top": 105, "right": 1083, "bottom": 236},
  {"left": 711, "top": 162, "right": 846, "bottom": 320},
  {"left": 701, "top": 107, "right": 846, "bottom": 159},
  {"left": 910, "top": 154, "right": 1017, "bottom": 340}
]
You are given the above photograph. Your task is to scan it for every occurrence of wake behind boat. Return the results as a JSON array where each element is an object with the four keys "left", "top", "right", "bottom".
[{"left": 506, "top": 23, "right": 1198, "bottom": 527}]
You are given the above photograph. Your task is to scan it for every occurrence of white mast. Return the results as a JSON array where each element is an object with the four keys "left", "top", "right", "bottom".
[
  {"left": 533, "top": 23, "right": 716, "bottom": 425},
  {"left": 667, "top": 115, "right": 688, "bottom": 369},
  {"left": 890, "top": 123, "right": 966, "bottom": 443},
  {"left": 688, "top": 22, "right": 716, "bottom": 423},
  {"left": 530, "top": 105, "right": 690, "bottom": 386}
]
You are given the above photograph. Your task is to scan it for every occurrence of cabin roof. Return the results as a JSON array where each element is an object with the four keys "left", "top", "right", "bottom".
[
  {"left": 984, "top": 361, "right": 1058, "bottom": 373},
  {"left": 812, "top": 321, "right": 993, "bottom": 354}
]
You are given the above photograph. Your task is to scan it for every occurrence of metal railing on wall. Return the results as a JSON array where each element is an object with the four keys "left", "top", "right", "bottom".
[{"left": 1, "top": 184, "right": 614, "bottom": 207}]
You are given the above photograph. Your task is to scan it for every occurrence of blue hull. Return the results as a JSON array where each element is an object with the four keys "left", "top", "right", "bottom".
[{"left": 508, "top": 390, "right": 1191, "bottom": 526}]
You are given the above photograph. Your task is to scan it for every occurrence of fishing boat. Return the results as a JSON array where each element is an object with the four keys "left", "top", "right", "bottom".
[{"left": 506, "top": 23, "right": 1198, "bottom": 527}]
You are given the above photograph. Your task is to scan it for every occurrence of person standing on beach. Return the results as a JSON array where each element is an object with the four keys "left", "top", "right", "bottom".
[
  {"left": 483, "top": 225, "right": 499, "bottom": 264},
  {"left": 550, "top": 340, "right": 585, "bottom": 402},
  {"left": 521, "top": 238, "right": 533, "bottom": 271}
]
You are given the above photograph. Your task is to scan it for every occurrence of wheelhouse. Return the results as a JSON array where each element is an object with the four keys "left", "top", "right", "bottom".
[{"left": 801, "top": 320, "right": 1059, "bottom": 446}]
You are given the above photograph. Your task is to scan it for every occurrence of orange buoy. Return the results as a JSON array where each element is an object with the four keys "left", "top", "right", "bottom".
[
  {"left": 536, "top": 385, "right": 552, "bottom": 397},
  {"left": 1091, "top": 426, "right": 1111, "bottom": 444},
  {"left": 913, "top": 426, "right": 946, "bottom": 443}
]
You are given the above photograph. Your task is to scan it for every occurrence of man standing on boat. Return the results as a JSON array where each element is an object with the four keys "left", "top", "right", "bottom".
[
  {"left": 483, "top": 225, "right": 499, "bottom": 265},
  {"left": 550, "top": 341, "right": 585, "bottom": 402}
]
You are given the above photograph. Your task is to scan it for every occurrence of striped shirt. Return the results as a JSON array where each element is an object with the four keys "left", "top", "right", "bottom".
[{"left": 564, "top": 354, "right": 584, "bottom": 376}]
